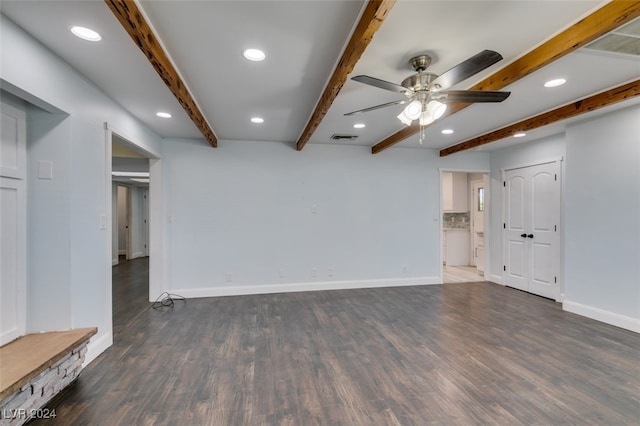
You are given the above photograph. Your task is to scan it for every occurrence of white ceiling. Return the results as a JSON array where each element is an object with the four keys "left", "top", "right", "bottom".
[{"left": 2, "top": 0, "right": 639, "bottom": 153}]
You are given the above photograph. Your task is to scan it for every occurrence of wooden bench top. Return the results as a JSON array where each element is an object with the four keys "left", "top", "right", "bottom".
[{"left": 0, "top": 327, "right": 97, "bottom": 400}]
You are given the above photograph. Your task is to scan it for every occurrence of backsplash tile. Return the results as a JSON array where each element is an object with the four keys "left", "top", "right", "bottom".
[{"left": 443, "top": 212, "right": 470, "bottom": 229}]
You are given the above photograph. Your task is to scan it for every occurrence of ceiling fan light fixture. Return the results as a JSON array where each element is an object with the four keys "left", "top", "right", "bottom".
[
  {"left": 397, "top": 112, "right": 412, "bottom": 126},
  {"left": 403, "top": 100, "right": 422, "bottom": 120},
  {"left": 428, "top": 100, "right": 447, "bottom": 120},
  {"left": 419, "top": 110, "right": 434, "bottom": 126}
]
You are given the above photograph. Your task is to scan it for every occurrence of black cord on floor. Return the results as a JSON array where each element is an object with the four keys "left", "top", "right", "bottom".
[{"left": 152, "top": 291, "right": 186, "bottom": 310}]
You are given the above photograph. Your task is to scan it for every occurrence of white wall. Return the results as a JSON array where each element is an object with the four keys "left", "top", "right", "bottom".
[
  {"left": 112, "top": 183, "right": 118, "bottom": 264},
  {"left": 2, "top": 14, "right": 162, "bottom": 363},
  {"left": 26, "top": 107, "right": 73, "bottom": 331},
  {"left": 129, "top": 186, "right": 145, "bottom": 258},
  {"left": 563, "top": 105, "right": 640, "bottom": 331},
  {"left": 161, "top": 138, "right": 489, "bottom": 297},
  {"left": 117, "top": 186, "right": 128, "bottom": 254},
  {"left": 487, "top": 104, "right": 640, "bottom": 332}
]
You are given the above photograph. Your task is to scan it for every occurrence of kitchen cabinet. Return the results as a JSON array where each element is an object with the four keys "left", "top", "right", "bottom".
[
  {"left": 443, "top": 229, "right": 470, "bottom": 266},
  {"left": 442, "top": 172, "right": 468, "bottom": 212}
]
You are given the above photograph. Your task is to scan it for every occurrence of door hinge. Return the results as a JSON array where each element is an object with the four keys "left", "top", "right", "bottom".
[
  {"left": 555, "top": 174, "right": 557, "bottom": 181},
  {"left": 144, "top": 244, "right": 147, "bottom": 249},
  {"left": 503, "top": 181, "right": 506, "bottom": 187},
  {"left": 503, "top": 223, "right": 506, "bottom": 229},
  {"left": 554, "top": 224, "right": 557, "bottom": 232},
  {"left": 503, "top": 265, "right": 506, "bottom": 271},
  {"left": 554, "top": 276, "right": 557, "bottom": 283}
]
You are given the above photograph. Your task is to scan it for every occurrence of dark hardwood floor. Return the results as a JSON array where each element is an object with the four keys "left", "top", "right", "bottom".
[
  {"left": 34, "top": 260, "right": 640, "bottom": 425},
  {"left": 112, "top": 256, "right": 150, "bottom": 337}
]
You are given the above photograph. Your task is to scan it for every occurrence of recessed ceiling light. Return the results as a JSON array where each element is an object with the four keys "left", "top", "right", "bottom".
[
  {"left": 70, "top": 26, "right": 102, "bottom": 42},
  {"left": 513, "top": 132, "right": 527, "bottom": 138},
  {"left": 353, "top": 123, "right": 365, "bottom": 129},
  {"left": 544, "top": 78, "right": 566, "bottom": 88},
  {"left": 441, "top": 129, "right": 454, "bottom": 135},
  {"left": 243, "top": 49, "right": 266, "bottom": 62},
  {"left": 156, "top": 112, "right": 172, "bottom": 118},
  {"left": 251, "top": 117, "right": 264, "bottom": 124}
]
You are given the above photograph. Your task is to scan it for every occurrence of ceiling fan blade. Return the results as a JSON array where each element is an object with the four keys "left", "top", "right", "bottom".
[
  {"left": 431, "top": 50, "right": 503, "bottom": 90},
  {"left": 438, "top": 90, "right": 510, "bottom": 103},
  {"left": 352, "top": 75, "right": 412, "bottom": 95},
  {"left": 344, "top": 99, "right": 407, "bottom": 116}
]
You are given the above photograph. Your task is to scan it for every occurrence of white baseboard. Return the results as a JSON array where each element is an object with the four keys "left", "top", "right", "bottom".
[
  {"left": 118, "top": 249, "right": 126, "bottom": 255},
  {"left": 175, "top": 276, "right": 441, "bottom": 299},
  {"left": 112, "top": 257, "right": 118, "bottom": 266},
  {"left": 488, "top": 273, "right": 504, "bottom": 285},
  {"left": 563, "top": 300, "right": 640, "bottom": 333},
  {"left": 83, "top": 331, "right": 112, "bottom": 368},
  {"left": 131, "top": 251, "right": 145, "bottom": 259}
]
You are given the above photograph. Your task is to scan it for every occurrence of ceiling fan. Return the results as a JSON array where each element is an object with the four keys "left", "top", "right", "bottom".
[{"left": 345, "top": 50, "right": 511, "bottom": 132}]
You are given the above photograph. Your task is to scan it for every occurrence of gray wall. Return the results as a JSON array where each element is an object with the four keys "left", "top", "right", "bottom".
[
  {"left": 161, "top": 138, "right": 489, "bottom": 295},
  {"left": 564, "top": 105, "right": 640, "bottom": 323},
  {"left": 2, "top": 14, "right": 162, "bottom": 362}
]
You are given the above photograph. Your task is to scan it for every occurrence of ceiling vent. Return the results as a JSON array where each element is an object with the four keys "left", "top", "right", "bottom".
[
  {"left": 330, "top": 134, "right": 358, "bottom": 141},
  {"left": 584, "top": 17, "right": 640, "bottom": 56}
]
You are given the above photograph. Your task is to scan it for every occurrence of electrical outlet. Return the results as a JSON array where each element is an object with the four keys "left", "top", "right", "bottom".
[
  {"left": 403, "top": 265, "right": 407, "bottom": 273},
  {"left": 226, "top": 272, "right": 233, "bottom": 282},
  {"left": 328, "top": 267, "right": 334, "bottom": 276},
  {"left": 279, "top": 269, "right": 285, "bottom": 278},
  {"left": 311, "top": 204, "right": 318, "bottom": 214},
  {"left": 311, "top": 268, "right": 317, "bottom": 277}
]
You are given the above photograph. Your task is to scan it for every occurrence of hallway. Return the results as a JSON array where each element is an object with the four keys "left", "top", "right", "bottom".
[{"left": 112, "top": 257, "right": 150, "bottom": 337}]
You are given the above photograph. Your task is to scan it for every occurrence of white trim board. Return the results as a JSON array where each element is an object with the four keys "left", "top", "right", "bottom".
[
  {"left": 175, "top": 276, "right": 441, "bottom": 299},
  {"left": 563, "top": 300, "right": 640, "bottom": 333},
  {"left": 83, "top": 331, "right": 113, "bottom": 367},
  {"left": 488, "top": 274, "right": 504, "bottom": 285}
]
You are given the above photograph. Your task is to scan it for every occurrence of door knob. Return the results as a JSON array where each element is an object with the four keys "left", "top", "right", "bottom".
[
  {"left": 527, "top": 234, "right": 534, "bottom": 238},
  {"left": 520, "top": 233, "right": 527, "bottom": 238}
]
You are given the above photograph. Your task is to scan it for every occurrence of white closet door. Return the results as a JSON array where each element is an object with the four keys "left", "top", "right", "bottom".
[{"left": 504, "top": 161, "right": 560, "bottom": 300}]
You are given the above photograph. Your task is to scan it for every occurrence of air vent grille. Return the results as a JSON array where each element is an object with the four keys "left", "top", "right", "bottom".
[
  {"left": 584, "top": 17, "right": 640, "bottom": 56},
  {"left": 330, "top": 134, "right": 358, "bottom": 141}
]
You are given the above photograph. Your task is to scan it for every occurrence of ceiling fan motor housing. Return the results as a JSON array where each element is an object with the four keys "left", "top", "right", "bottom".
[
  {"left": 401, "top": 72, "right": 439, "bottom": 93},
  {"left": 409, "top": 54, "right": 432, "bottom": 72}
]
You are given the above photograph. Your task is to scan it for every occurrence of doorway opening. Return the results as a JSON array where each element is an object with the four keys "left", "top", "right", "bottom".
[
  {"left": 441, "top": 170, "right": 489, "bottom": 283},
  {"left": 110, "top": 134, "right": 152, "bottom": 339}
]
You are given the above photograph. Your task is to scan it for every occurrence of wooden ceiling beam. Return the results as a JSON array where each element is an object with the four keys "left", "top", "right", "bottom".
[
  {"left": 296, "top": 0, "right": 396, "bottom": 151},
  {"left": 105, "top": 0, "right": 218, "bottom": 147},
  {"left": 371, "top": 0, "right": 640, "bottom": 154},
  {"left": 439, "top": 79, "right": 640, "bottom": 157}
]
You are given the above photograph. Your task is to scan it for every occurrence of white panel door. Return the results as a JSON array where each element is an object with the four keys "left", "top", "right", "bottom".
[
  {"left": 505, "top": 174, "right": 528, "bottom": 291},
  {"left": 504, "top": 162, "right": 560, "bottom": 300},
  {"left": 529, "top": 167, "right": 560, "bottom": 298},
  {"left": 1, "top": 99, "right": 27, "bottom": 344}
]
